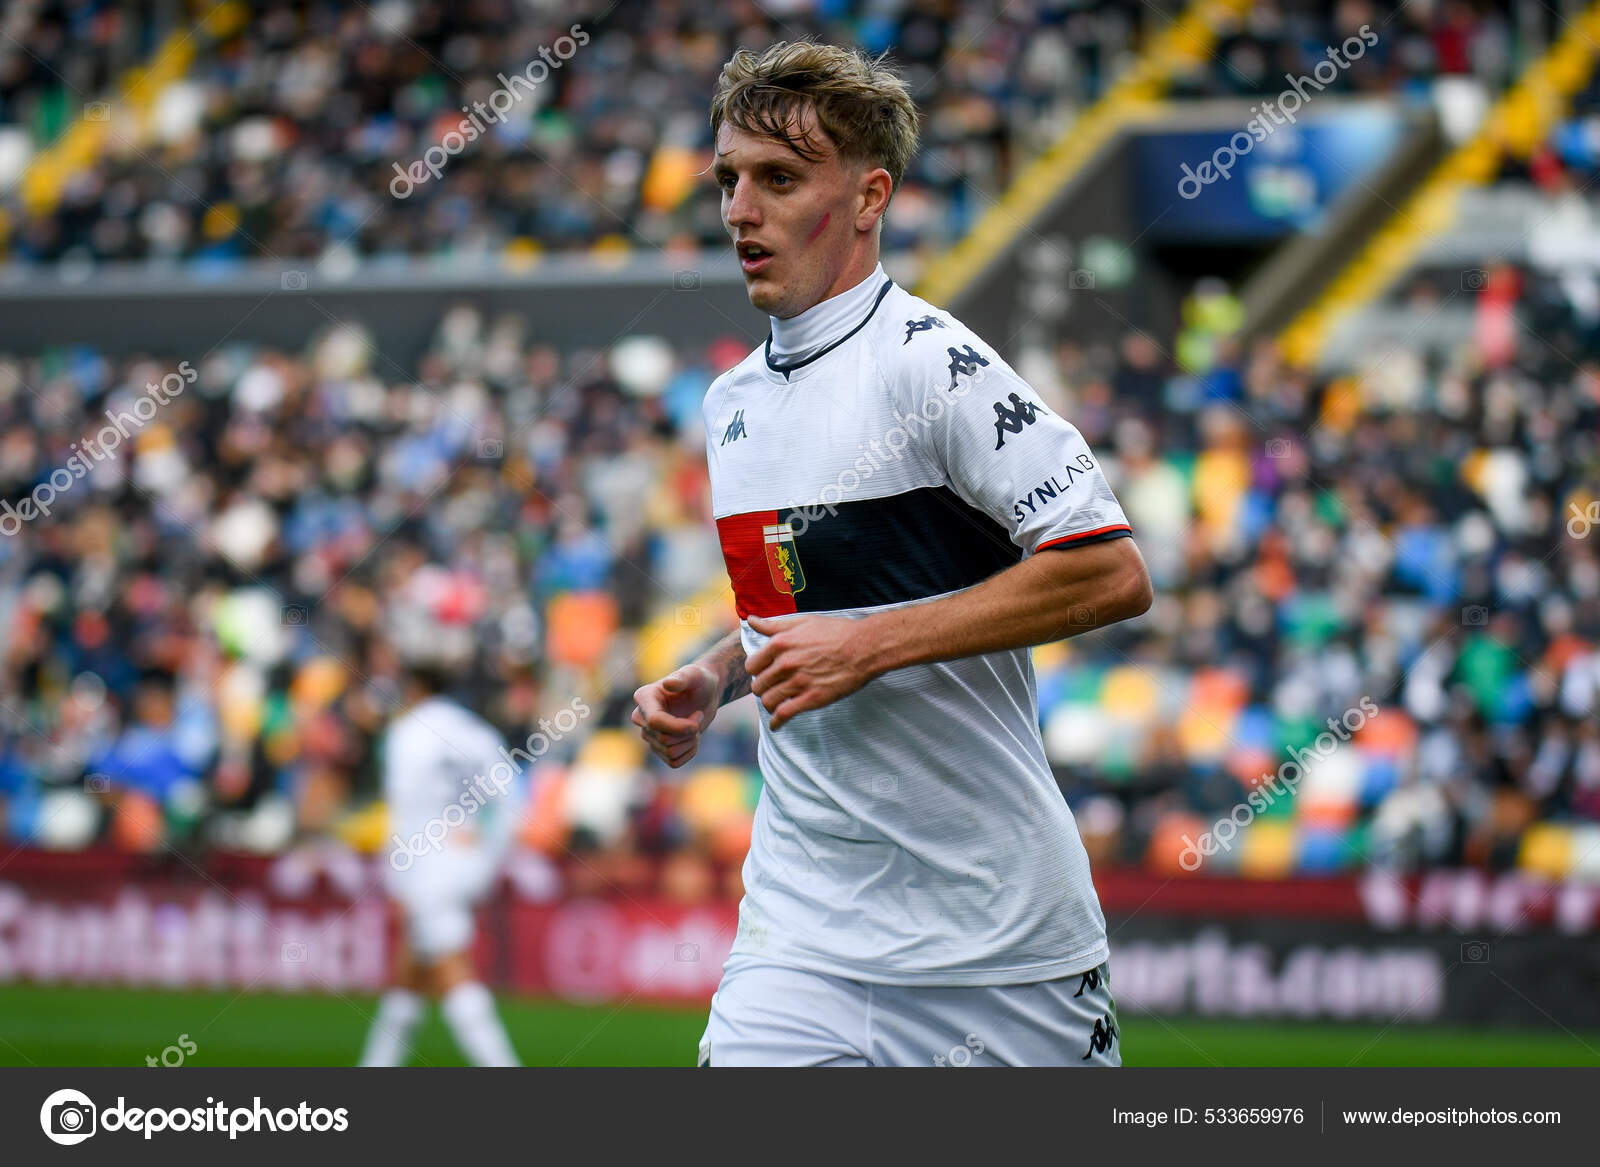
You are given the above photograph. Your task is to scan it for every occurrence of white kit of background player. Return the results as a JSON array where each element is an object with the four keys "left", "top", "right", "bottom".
[{"left": 360, "top": 683, "right": 522, "bottom": 1068}]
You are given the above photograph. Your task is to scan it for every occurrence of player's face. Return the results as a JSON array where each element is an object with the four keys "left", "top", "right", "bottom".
[{"left": 714, "top": 116, "right": 874, "bottom": 318}]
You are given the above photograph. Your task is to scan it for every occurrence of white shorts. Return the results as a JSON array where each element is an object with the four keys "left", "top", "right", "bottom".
[
  {"left": 385, "top": 848, "right": 497, "bottom": 962},
  {"left": 699, "top": 956, "right": 1121, "bottom": 1067}
]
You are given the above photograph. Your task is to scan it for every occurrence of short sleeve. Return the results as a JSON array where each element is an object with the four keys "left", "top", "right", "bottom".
[{"left": 889, "top": 327, "right": 1131, "bottom": 555}]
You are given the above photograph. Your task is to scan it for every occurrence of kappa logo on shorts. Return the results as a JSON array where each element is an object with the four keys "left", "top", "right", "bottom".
[
  {"left": 1082, "top": 1011, "right": 1118, "bottom": 1061},
  {"left": 1073, "top": 966, "right": 1103, "bottom": 998}
]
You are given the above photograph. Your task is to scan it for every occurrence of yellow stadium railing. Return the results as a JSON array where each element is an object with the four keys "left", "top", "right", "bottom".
[
  {"left": 914, "top": 0, "right": 1254, "bottom": 307},
  {"left": 1279, "top": 1, "right": 1600, "bottom": 368},
  {"left": 18, "top": 1, "right": 248, "bottom": 217}
]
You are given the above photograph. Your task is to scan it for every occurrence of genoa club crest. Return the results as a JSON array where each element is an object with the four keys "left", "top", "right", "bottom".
[{"left": 763, "top": 522, "right": 806, "bottom": 595}]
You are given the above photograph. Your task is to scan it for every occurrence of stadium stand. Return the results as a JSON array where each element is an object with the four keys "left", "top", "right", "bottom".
[{"left": 1, "top": 0, "right": 1598, "bottom": 905}]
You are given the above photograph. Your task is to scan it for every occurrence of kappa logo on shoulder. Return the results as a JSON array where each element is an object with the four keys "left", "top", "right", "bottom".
[
  {"left": 946, "top": 344, "right": 989, "bottom": 391},
  {"left": 992, "top": 392, "right": 1046, "bottom": 449},
  {"left": 721, "top": 409, "right": 747, "bottom": 446},
  {"left": 903, "top": 315, "right": 947, "bottom": 344}
]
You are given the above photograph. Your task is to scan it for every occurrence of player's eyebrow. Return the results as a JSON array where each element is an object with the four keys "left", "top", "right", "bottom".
[{"left": 712, "top": 154, "right": 806, "bottom": 181}]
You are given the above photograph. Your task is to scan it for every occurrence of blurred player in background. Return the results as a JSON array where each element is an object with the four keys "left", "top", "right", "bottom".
[
  {"left": 359, "top": 649, "right": 523, "bottom": 1068},
  {"left": 633, "top": 42, "right": 1153, "bottom": 1066}
]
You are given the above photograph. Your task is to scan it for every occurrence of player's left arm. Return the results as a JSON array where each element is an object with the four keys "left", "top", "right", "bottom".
[
  {"left": 747, "top": 331, "right": 1151, "bottom": 730},
  {"left": 747, "top": 536, "right": 1149, "bottom": 729}
]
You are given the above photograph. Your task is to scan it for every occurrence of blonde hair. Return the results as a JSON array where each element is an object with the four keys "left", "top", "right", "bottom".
[{"left": 710, "top": 40, "right": 920, "bottom": 192}]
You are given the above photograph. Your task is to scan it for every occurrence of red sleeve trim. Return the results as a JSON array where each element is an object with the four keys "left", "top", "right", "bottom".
[{"left": 1033, "top": 524, "right": 1133, "bottom": 552}]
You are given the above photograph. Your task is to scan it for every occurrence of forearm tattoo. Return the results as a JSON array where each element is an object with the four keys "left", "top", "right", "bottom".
[{"left": 720, "top": 650, "right": 753, "bottom": 706}]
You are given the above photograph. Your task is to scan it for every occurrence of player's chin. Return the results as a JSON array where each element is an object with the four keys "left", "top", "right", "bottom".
[{"left": 743, "top": 273, "right": 781, "bottom": 311}]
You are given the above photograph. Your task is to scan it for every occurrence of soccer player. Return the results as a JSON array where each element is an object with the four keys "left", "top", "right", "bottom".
[
  {"left": 359, "top": 658, "right": 521, "bottom": 1067},
  {"left": 631, "top": 42, "right": 1153, "bottom": 1066}
]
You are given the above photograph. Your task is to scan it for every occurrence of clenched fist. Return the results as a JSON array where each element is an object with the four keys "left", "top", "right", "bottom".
[{"left": 632, "top": 662, "right": 721, "bottom": 768}]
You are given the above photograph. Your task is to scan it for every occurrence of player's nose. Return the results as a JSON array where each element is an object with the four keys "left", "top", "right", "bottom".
[{"left": 724, "top": 177, "right": 760, "bottom": 230}]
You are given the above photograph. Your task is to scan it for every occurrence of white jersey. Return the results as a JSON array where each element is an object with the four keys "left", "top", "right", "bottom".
[
  {"left": 704, "top": 268, "right": 1133, "bottom": 986},
  {"left": 382, "top": 696, "right": 518, "bottom": 881}
]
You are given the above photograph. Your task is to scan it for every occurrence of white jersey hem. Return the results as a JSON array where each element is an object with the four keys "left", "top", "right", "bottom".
[{"left": 725, "top": 940, "right": 1112, "bottom": 988}]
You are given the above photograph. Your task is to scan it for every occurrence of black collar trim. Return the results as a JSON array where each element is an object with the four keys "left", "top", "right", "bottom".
[{"left": 763, "top": 279, "right": 894, "bottom": 380}]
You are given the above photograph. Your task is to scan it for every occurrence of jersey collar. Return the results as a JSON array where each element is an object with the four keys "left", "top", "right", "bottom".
[{"left": 764, "top": 265, "right": 893, "bottom": 380}]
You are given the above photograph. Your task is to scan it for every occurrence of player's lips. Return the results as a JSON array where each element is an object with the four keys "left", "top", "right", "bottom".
[{"left": 737, "top": 240, "right": 774, "bottom": 275}]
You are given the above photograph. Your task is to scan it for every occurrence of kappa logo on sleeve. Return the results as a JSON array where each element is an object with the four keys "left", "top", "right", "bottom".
[
  {"left": 945, "top": 345, "right": 990, "bottom": 391},
  {"left": 992, "top": 393, "right": 1046, "bottom": 449},
  {"left": 903, "top": 315, "right": 947, "bottom": 344}
]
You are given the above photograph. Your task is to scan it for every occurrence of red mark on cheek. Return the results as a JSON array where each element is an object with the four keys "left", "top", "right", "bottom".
[{"left": 804, "top": 213, "right": 830, "bottom": 244}]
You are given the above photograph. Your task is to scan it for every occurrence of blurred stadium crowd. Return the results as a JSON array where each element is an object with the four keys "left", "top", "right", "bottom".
[
  {"left": 0, "top": 0, "right": 1555, "bottom": 267},
  {"left": 1, "top": 262, "right": 1598, "bottom": 889},
  {"left": 0, "top": 0, "right": 1598, "bottom": 898}
]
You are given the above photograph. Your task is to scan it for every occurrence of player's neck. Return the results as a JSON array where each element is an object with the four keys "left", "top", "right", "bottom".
[{"left": 769, "top": 261, "right": 888, "bottom": 365}]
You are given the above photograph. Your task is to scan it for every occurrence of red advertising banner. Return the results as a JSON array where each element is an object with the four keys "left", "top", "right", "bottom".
[
  {"left": 500, "top": 899, "right": 736, "bottom": 1003},
  {"left": 0, "top": 848, "right": 1591, "bottom": 1018}
]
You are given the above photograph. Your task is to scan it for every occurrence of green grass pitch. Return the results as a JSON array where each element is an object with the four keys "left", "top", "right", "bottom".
[{"left": 1, "top": 984, "right": 1597, "bottom": 1066}]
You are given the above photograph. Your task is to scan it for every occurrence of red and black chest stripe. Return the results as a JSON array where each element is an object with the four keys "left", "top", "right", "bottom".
[{"left": 715, "top": 485, "right": 1023, "bottom": 619}]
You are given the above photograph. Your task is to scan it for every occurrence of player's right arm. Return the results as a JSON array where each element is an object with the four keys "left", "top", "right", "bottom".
[{"left": 631, "top": 630, "right": 750, "bottom": 768}]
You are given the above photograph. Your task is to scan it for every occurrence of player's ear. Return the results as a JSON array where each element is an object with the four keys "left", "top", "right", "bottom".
[{"left": 855, "top": 166, "right": 892, "bottom": 232}]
